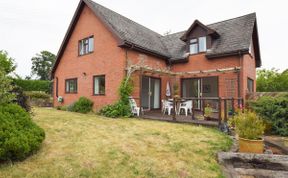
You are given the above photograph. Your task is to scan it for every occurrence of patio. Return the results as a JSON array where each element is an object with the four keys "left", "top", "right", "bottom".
[
  {"left": 137, "top": 97, "right": 244, "bottom": 128},
  {"left": 141, "top": 110, "right": 219, "bottom": 127}
]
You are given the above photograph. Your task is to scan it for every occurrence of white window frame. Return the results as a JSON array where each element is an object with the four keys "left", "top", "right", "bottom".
[{"left": 79, "top": 36, "right": 94, "bottom": 56}]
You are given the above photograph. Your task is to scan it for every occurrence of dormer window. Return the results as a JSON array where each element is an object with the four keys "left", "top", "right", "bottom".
[{"left": 189, "top": 36, "right": 207, "bottom": 54}]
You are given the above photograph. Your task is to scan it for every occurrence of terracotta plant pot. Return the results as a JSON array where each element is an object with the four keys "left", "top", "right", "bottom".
[{"left": 239, "top": 137, "right": 264, "bottom": 154}]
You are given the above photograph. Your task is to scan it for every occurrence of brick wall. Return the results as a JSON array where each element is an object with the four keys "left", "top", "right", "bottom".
[{"left": 53, "top": 5, "right": 126, "bottom": 110}]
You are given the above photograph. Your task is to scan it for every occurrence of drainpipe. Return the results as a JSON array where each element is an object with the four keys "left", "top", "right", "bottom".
[{"left": 238, "top": 51, "right": 243, "bottom": 105}]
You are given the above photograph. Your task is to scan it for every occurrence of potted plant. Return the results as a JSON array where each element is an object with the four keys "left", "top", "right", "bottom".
[
  {"left": 204, "top": 104, "right": 213, "bottom": 120},
  {"left": 230, "top": 110, "right": 265, "bottom": 153}
]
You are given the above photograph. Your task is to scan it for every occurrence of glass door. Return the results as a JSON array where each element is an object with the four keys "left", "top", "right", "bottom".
[
  {"left": 141, "top": 76, "right": 150, "bottom": 110},
  {"left": 141, "top": 76, "right": 161, "bottom": 110},
  {"left": 182, "top": 78, "right": 201, "bottom": 109}
]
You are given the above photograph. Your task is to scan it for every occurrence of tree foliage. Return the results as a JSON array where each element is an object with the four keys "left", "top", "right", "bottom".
[
  {"left": 13, "top": 79, "right": 52, "bottom": 93},
  {"left": 0, "top": 50, "right": 16, "bottom": 74},
  {"left": 249, "top": 95, "right": 288, "bottom": 136},
  {"left": 31, "top": 51, "right": 56, "bottom": 80},
  {"left": 0, "top": 69, "right": 15, "bottom": 105},
  {"left": 257, "top": 68, "right": 288, "bottom": 92}
]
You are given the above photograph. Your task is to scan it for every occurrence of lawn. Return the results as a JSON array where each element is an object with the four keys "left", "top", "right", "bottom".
[{"left": 0, "top": 108, "right": 232, "bottom": 178}]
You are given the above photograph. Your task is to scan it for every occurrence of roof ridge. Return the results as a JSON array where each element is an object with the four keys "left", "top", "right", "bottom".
[
  {"left": 207, "top": 12, "right": 256, "bottom": 26},
  {"left": 161, "top": 31, "right": 186, "bottom": 38},
  {"left": 87, "top": 0, "right": 163, "bottom": 37}
]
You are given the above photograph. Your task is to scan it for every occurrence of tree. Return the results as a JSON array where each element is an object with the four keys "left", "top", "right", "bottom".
[
  {"left": 257, "top": 68, "right": 288, "bottom": 92},
  {"left": 0, "top": 69, "right": 15, "bottom": 105},
  {"left": 31, "top": 51, "right": 56, "bottom": 80},
  {"left": 0, "top": 50, "right": 16, "bottom": 74}
]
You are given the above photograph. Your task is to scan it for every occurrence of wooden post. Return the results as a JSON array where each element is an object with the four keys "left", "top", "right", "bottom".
[
  {"left": 173, "top": 97, "right": 176, "bottom": 121},
  {"left": 218, "top": 98, "right": 222, "bottom": 127},
  {"left": 224, "top": 99, "right": 227, "bottom": 123},
  {"left": 202, "top": 99, "right": 205, "bottom": 116},
  {"left": 231, "top": 98, "right": 235, "bottom": 114}
]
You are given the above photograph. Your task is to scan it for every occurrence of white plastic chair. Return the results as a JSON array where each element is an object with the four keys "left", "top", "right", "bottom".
[
  {"left": 129, "top": 98, "right": 140, "bottom": 116},
  {"left": 162, "top": 100, "right": 174, "bottom": 115},
  {"left": 178, "top": 100, "right": 192, "bottom": 116}
]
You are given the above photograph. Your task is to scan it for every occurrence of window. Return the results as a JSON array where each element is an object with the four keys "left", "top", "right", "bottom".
[
  {"left": 198, "top": 36, "right": 207, "bottom": 52},
  {"left": 189, "top": 36, "right": 207, "bottom": 54},
  {"left": 93, "top": 75, "right": 105, "bottom": 95},
  {"left": 247, "top": 78, "right": 254, "bottom": 92},
  {"left": 79, "top": 36, "right": 94, "bottom": 56},
  {"left": 65, "top": 78, "right": 77, "bottom": 93},
  {"left": 189, "top": 39, "right": 198, "bottom": 54}
]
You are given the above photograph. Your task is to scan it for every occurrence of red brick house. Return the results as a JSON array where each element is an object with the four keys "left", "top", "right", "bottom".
[{"left": 52, "top": 0, "right": 261, "bottom": 112}]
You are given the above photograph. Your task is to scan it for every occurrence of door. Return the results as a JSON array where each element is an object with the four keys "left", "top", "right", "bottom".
[
  {"left": 182, "top": 78, "right": 201, "bottom": 109},
  {"left": 191, "top": 79, "right": 201, "bottom": 109},
  {"left": 182, "top": 77, "right": 218, "bottom": 110},
  {"left": 141, "top": 76, "right": 161, "bottom": 110}
]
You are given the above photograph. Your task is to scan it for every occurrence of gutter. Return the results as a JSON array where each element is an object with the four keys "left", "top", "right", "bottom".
[
  {"left": 206, "top": 49, "right": 249, "bottom": 59},
  {"left": 119, "top": 40, "right": 170, "bottom": 62}
]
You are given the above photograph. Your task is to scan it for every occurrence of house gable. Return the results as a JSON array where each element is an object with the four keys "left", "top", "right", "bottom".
[
  {"left": 52, "top": 0, "right": 262, "bottom": 79},
  {"left": 52, "top": 0, "right": 124, "bottom": 78}
]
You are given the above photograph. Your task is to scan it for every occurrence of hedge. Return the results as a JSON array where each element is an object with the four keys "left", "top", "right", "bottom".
[
  {"left": 14, "top": 79, "right": 51, "bottom": 93},
  {"left": 248, "top": 95, "right": 288, "bottom": 136}
]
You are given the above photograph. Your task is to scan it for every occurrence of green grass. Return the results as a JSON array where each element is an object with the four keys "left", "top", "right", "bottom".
[{"left": 0, "top": 108, "right": 232, "bottom": 178}]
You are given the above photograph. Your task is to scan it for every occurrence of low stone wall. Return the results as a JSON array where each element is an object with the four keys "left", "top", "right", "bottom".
[
  {"left": 28, "top": 98, "right": 53, "bottom": 107},
  {"left": 218, "top": 152, "right": 288, "bottom": 178}
]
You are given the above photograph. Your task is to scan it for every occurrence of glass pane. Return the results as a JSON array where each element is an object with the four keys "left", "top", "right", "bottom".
[
  {"left": 190, "top": 43, "right": 198, "bottom": 54},
  {"left": 66, "top": 81, "right": 69, "bottom": 92},
  {"left": 79, "top": 41, "right": 84, "bottom": 55},
  {"left": 202, "top": 77, "right": 218, "bottom": 97},
  {"left": 84, "top": 39, "right": 89, "bottom": 54},
  {"left": 248, "top": 79, "right": 253, "bottom": 92},
  {"left": 94, "top": 77, "right": 99, "bottom": 94},
  {"left": 99, "top": 76, "right": 105, "bottom": 94},
  {"left": 89, "top": 37, "right": 94, "bottom": 52},
  {"left": 152, "top": 78, "right": 160, "bottom": 109},
  {"left": 199, "top": 37, "right": 207, "bottom": 52},
  {"left": 141, "top": 76, "right": 150, "bottom": 109}
]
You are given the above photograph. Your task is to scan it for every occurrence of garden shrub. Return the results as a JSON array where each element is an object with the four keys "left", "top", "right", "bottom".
[
  {"left": 69, "top": 97, "right": 93, "bottom": 114},
  {"left": 13, "top": 79, "right": 51, "bottom": 93},
  {"left": 0, "top": 104, "right": 45, "bottom": 161},
  {"left": 99, "top": 78, "right": 133, "bottom": 118},
  {"left": 229, "top": 110, "right": 265, "bottom": 140},
  {"left": 248, "top": 95, "right": 288, "bottom": 136}
]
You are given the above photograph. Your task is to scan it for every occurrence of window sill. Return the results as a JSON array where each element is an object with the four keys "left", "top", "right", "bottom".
[
  {"left": 93, "top": 94, "right": 105, "bottom": 96},
  {"left": 78, "top": 51, "right": 94, "bottom": 57},
  {"left": 65, "top": 92, "right": 78, "bottom": 94},
  {"left": 189, "top": 52, "right": 206, "bottom": 56}
]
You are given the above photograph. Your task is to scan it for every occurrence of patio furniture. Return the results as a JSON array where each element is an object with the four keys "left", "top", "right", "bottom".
[
  {"left": 129, "top": 97, "right": 141, "bottom": 116},
  {"left": 178, "top": 100, "right": 193, "bottom": 116},
  {"left": 162, "top": 99, "right": 174, "bottom": 115}
]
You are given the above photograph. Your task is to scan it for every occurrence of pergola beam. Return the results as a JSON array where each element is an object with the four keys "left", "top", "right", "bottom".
[{"left": 126, "top": 66, "right": 241, "bottom": 77}]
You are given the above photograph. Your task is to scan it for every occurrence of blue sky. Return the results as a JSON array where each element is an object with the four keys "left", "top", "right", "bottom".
[{"left": 0, "top": 0, "right": 287, "bottom": 77}]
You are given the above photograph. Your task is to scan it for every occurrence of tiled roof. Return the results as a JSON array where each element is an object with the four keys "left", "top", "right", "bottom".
[
  {"left": 86, "top": 0, "right": 257, "bottom": 61},
  {"left": 52, "top": 0, "right": 260, "bottom": 77}
]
